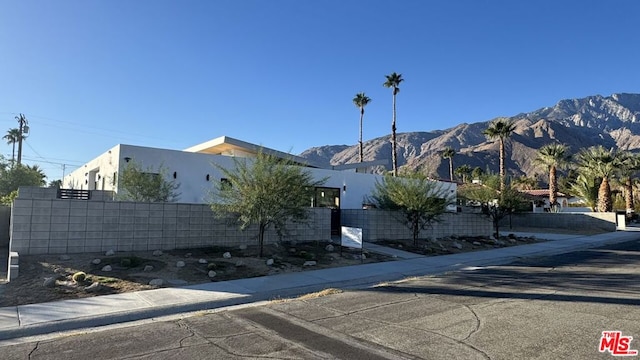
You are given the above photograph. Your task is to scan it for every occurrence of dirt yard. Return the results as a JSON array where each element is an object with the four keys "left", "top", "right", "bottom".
[{"left": 0, "top": 241, "right": 390, "bottom": 307}]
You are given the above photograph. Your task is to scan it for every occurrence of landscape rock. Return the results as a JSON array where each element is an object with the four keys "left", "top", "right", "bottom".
[
  {"left": 223, "top": 252, "right": 232, "bottom": 259},
  {"left": 361, "top": 254, "right": 367, "bottom": 260},
  {"left": 472, "top": 241, "right": 481, "bottom": 246},
  {"left": 235, "top": 260, "right": 246, "bottom": 267},
  {"left": 149, "top": 278, "right": 164, "bottom": 286},
  {"left": 152, "top": 250, "right": 163, "bottom": 256},
  {"left": 198, "top": 258, "right": 208, "bottom": 264},
  {"left": 239, "top": 244, "right": 247, "bottom": 250},
  {"left": 143, "top": 265, "right": 154, "bottom": 272},
  {"left": 266, "top": 258, "right": 274, "bottom": 266},
  {"left": 105, "top": 249, "right": 115, "bottom": 256},
  {"left": 184, "top": 253, "right": 192, "bottom": 258},
  {"left": 303, "top": 261, "right": 317, "bottom": 267},
  {"left": 91, "top": 258, "right": 101, "bottom": 265},
  {"left": 101, "top": 265, "right": 112, "bottom": 272},
  {"left": 59, "top": 255, "right": 71, "bottom": 261},
  {"left": 43, "top": 277, "right": 56, "bottom": 288},
  {"left": 176, "top": 261, "right": 186, "bottom": 268},
  {"left": 208, "top": 270, "right": 217, "bottom": 278},
  {"left": 84, "top": 282, "right": 102, "bottom": 293},
  {"left": 325, "top": 244, "right": 335, "bottom": 252},
  {"left": 452, "top": 242, "right": 463, "bottom": 250}
]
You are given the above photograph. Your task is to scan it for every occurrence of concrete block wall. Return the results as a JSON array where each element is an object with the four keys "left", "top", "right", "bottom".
[
  {"left": 16, "top": 187, "right": 115, "bottom": 202},
  {"left": 341, "top": 209, "right": 494, "bottom": 241},
  {"left": 10, "top": 197, "right": 331, "bottom": 255},
  {"left": 501, "top": 212, "right": 617, "bottom": 232},
  {"left": 0, "top": 205, "right": 10, "bottom": 247}
]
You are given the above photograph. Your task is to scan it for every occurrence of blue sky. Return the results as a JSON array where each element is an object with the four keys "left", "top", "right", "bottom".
[{"left": 1, "top": 1, "right": 640, "bottom": 181}]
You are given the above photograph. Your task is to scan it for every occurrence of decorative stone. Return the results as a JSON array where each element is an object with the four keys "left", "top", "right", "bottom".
[
  {"left": 43, "top": 277, "right": 56, "bottom": 288},
  {"left": 149, "top": 278, "right": 164, "bottom": 286},
  {"left": 198, "top": 258, "right": 208, "bottom": 264},
  {"left": 235, "top": 260, "right": 246, "bottom": 267},
  {"left": 303, "top": 260, "right": 317, "bottom": 266},
  {"left": 266, "top": 258, "right": 274, "bottom": 266},
  {"left": 325, "top": 244, "right": 335, "bottom": 252},
  {"left": 223, "top": 252, "right": 232, "bottom": 259},
  {"left": 472, "top": 241, "right": 481, "bottom": 246},
  {"left": 152, "top": 250, "right": 163, "bottom": 256},
  {"left": 239, "top": 244, "right": 247, "bottom": 250},
  {"left": 101, "top": 265, "right": 112, "bottom": 272},
  {"left": 85, "top": 282, "right": 101, "bottom": 293},
  {"left": 176, "top": 261, "right": 186, "bottom": 268},
  {"left": 143, "top": 265, "right": 154, "bottom": 272},
  {"left": 452, "top": 242, "right": 463, "bottom": 250},
  {"left": 184, "top": 253, "right": 192, "bottom": 258},
  {"left": 208, "top": 270, "right": 217, "bottom": 278},
  {"left": 361, "top": 254, "right": 367, "bottom": 260},
  {"left": 59, "top": 255, "right": 71, "bottom": 261},
  {"left": 91, "top": 258, "right": 101, "bottom": 265},
  {"left": 105, "top": 249, "right": 115, "bottom": 256}
]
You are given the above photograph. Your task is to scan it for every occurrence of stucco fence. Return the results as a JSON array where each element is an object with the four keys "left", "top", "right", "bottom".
[
  {"left": 9, "top": 187, "right": 331, "bottom": 255},
  {"left": 499, "top": 211, "right": 619, "bottom": 232}
]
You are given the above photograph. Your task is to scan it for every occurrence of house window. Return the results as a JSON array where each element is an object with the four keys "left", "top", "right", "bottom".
[{"left": 312, "top": 187, "right": 340, "bottom": 208}]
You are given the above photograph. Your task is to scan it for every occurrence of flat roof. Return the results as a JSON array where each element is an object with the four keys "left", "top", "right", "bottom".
[{"left": 184, "top": 136, "right": 326, "bottom": 168}]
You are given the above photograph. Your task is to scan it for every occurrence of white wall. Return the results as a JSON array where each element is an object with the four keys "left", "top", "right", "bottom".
[{"left": 64, "top": 144, "right": 457, "bottom": 208}]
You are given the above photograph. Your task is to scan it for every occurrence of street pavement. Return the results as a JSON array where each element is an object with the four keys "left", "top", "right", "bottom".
[
  {"left": 1, "top": 230, "right": 640, "bottom": 359},
  {"left": 0, "top": 230, "right": 638, "bottom": 351}
]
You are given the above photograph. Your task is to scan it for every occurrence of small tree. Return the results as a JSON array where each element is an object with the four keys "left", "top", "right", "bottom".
[
  {"left": 117, "top": 161, "right": 180, "bottom": 202},
  {"left": 210, "top": 151, "right": 325, "bottom": 257},
  {"left": 369, "top": 173, "right": 453, "bottom": 246},
  {"left": 458, "top": 183, "right": 525, "bottom": 238},
  {"left": 0, "top": 159, "right": 47, "bottom": 204}
]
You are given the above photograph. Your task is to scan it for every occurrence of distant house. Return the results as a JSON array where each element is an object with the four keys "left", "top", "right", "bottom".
[
  {"left": 519, "top": 189, "right": 569, "bottom": 212},
  {"left": 63, "top": 135, "right": 457, "bottom": 210}
]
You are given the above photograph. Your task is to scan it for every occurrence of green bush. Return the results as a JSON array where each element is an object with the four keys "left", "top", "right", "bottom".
[{"left": 72, "top": 271, "right": 87, "bottom": 283}]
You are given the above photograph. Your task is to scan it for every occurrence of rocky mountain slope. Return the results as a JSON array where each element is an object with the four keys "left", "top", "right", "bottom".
[{"left": 299, "top": 93, "right": 640, "bottom": 182}]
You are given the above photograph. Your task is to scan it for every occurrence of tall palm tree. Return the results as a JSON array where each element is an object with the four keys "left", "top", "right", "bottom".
[
  {"left": 534, "top": 143, "right": 571, "bottom": 208},
  {"left": 383, "top": 72, "right": 403, "bottom": 177},
  {"left": 617, "top": 151, "right": 640, "bottom": 216},
  {"left": 3, "top": 128, "right": 20, "bottom": 166},
  {"left": 441, "top": 147, "right": 456, "bottom": 181},
  {"left": 575, "top": 146, "right": 619, "bottom": 212},
  {"left": 454, "top": 164, "right": 471, "bottom": 183},
  {"left": 352, "top": 92, "right": 371, "bottom": 163},
  {"left": 483, "top": 118, "right": 516, "bottom": 193}
]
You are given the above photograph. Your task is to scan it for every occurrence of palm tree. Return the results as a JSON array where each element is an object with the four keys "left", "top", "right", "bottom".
[
  {"left": 511, "top": 175, "right": 538, "bottom": 190},
  {"left": 534, "top": 143, "right": 571, "bottom": 209},
  {"left": 454, "top": 164, "right": 471, "bottom": 183},
  {"left": 575, "top": 146, "right": 619, "bottom": 212},
  {"left": 483, "top": 118, "right": 516, "bottom": 193},
  {"left": 352, "top": 93, "right": 371, "bottom": 163},
  {"left": 617, "top": 151, "right": 640, "bottom": 216},
  {"left": 383, "top": 72, "right": 404, "bottom": 177},
  {"left": 3, "top": 128, "right": 20, "bottom": 166},
  {"left": 441, "top": 147, "right": 456, "bottom": 181}
]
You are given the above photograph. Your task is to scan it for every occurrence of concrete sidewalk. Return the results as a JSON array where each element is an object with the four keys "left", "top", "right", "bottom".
[{"left": 0, "top": 229, "right": 638, "bottom": 341}]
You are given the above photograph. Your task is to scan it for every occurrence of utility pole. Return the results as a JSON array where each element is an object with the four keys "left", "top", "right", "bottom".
[{"left": 15, "top": 113, "right": 28, "bottom": 165}]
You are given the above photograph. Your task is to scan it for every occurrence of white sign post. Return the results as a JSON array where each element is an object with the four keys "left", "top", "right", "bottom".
[{"left": 341, "top": 226, "right": 363, "bottom": 262}]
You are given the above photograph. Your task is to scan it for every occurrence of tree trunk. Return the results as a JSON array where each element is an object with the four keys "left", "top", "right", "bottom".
[
  {"left": 449, "top": 158, "right": 453, "bottom": 182},
  {"left": 625, "top": 178, "right": 634, "bottom": 215},
  {"left": 258, "top": 223, "right": 266, "bottom": 258},
  {"left": 597, "top": 177, "right": 612, "bottom": 212},
  {"left": 391, "top": 91, "right": 398, "bottom": 177},
  {"left": 499, "top": 138, "right": 505, "bottom": 193},
  {"left": 412, "top": 213, "right": 420, "bottom": 247},
  {"left": 10, "top": 142, "right": 15, "bottom": 166},
  {"left": 359, "top": 108, "right": 364, "bottom": 163},
  {"left": 549, "top": 166, "right": 557, "bottom": 206}
]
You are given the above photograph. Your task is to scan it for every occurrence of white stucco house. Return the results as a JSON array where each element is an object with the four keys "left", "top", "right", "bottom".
[{"left": 63, "top": 136, "right": 457, "bottom": 210}]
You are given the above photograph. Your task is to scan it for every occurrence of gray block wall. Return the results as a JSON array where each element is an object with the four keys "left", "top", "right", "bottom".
[
  {"left": 500, "top": 212, "right": 617, "bottom": 232},
  {"left": 10, "top": 193, "right": 331, "bottom": 255},
  {"left": 341, "top": 209, "right": 494, "bottom": 241}
]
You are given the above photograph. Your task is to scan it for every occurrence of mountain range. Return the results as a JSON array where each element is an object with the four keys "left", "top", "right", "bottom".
[{"left": 299, "top": 93, "right": 640, "bottom": 182}]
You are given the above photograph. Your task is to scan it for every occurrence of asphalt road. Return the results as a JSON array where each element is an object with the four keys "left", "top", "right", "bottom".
[{"left": 3, "top": 238, "right": 640, "bottom": 359}]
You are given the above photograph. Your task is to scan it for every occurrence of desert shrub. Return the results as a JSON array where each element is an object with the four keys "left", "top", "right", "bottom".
[
  {"left": 207, "top": 263, "right": 217, "bottom": 270},
  {"left": 72, "top": 271, "right": 87, "bottom": 283}
]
